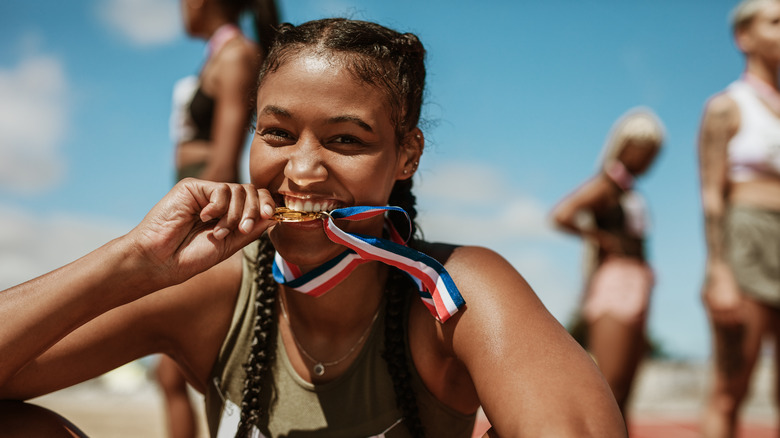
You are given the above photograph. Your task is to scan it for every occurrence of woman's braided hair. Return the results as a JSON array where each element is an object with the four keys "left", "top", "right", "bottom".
[
  {"left": 235, "top": 18, "right": 428, "bottom": 438},
  {"left": 235, "top": 235, "right": 277, "bottom": 437}
]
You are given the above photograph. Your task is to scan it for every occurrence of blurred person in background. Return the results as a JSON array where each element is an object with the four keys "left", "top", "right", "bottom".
[
  {"left": 551, "top": 108, "right": 665, "bottom": 420},
  {"left": 161, "top": 1, "right": 278, "bottom": 437},
  {"left": 698, "top": 0, "right": 780, "bottom": 436},
  {"left": 170, "top": 0, "right": 278, "bottom": 183}
]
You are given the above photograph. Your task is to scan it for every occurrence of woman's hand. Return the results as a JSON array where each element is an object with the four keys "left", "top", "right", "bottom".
[
  {"left": 127, "top": 178, "right": 276, "bottom": 288},
  {"left": 702, "top": 261, "right": 744, "bottom": 326}
]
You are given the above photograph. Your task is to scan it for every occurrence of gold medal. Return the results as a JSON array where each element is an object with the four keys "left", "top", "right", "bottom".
[{"left": 272, "top": 207, "right": 326, "bottom": 222}]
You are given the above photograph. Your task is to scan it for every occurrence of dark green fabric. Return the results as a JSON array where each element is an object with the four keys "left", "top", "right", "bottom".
[{"left": 205, "top": 241, "right": 476, "bottom": 437}]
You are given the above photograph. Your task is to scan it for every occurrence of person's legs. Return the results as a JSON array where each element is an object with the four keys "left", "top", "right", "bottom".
[
  {"left": 156, "top": 355, "right": 198, "bottom": 438},
  {"left": 0, "top": 400, "right": 88, "bottom": 438},
  {"left": 701, "top": 297, "right": 771, "bottom": 438},
  {"left": 771, "top": 306, "right": 780, "bottom": 431},
  {"left": 587, "top": 314, "right": 646, "bottom": 418}
]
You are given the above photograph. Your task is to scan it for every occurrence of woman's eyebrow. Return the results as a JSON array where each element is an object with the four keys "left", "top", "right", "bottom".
[
  {"left": 327, "top": 115, "right": 373, "bottom": 132},
  {"left": 259, "top": 105, "right": 373, "bottom": 132},
  {"left": 259, "top": 105, "right": 291, "bottom": 118}
]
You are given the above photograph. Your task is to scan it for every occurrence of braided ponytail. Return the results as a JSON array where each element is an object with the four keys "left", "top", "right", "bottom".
[
  {"left": 235, "top": 236, "right": 278, "bottom": 436},
  {"left": 382, "top": 268, "right": 426, "bottom": 438}
]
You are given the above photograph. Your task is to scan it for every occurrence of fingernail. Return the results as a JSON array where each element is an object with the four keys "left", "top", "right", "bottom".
[
  {"left": 262, "top": 204, "right": 275, "bottom": 217},
  {"left": 213, "top": 227, "right": 229, "bottom": 240},
  {"left": 201, "top": 213, "right": 213, "bottom": 222},
  {"left": 240, "top": 218, "right": 255, "bottom": 233}
]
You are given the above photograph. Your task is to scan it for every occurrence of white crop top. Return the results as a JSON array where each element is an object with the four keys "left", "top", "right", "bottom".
[{"left": 727, "top": 80, "right": 780, "bottom": 182}]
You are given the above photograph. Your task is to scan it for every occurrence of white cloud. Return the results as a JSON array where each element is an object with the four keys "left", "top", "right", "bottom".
[
  {"left": 98, "top": 0, "right": 181, "bottom": 47},
  {"left": 0, "top": 204, "right": 130, "bottom": 291},
  {"left": 0, "top": 54, "right": 68, "bottom": 193},
  {"left": 415, "top": 161, "right": 556, "bottom": 244},
  {"left": 413, "top": 160, "right": 582, "bottom": 323}
]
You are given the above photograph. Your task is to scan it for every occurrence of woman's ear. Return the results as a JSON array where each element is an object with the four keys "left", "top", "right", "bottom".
[{"left": 396, "top": 128, "right": 424, "bottom": 180}]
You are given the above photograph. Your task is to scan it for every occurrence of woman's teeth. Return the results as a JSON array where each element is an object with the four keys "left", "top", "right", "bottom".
[{"left": 285, "top": 198, "right": 334, "bottom": 212}]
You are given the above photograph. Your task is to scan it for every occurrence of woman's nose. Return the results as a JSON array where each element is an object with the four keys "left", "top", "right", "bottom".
[{"left": 284, "top": 137, "right": 327, "bottom": 187}]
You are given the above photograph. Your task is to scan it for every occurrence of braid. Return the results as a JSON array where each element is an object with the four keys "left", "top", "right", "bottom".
[
  {"left": 384, "top": 174, "right": 425, "bottom": 437},
  {"left": 235, "top": 236, "right": 278, "bottom": 437},
  {"left": 388, "top": 177, "right": 421, "bottom": 246},
  {"left": 382, "top": 268, "right": 425, "bottom": 438}
]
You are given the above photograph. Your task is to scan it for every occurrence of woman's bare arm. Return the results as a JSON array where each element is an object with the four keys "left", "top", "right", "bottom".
[
  {"left": 0, "top": 179, "right": 275, "bottom": 393},
  {"left": 442, "top": 246, "right": 625, "bottom": 437},
  {"left": 697, "top": 94, "right": 741, "bottom": 325},
  {"left": 200, "top": 41, "right": 259, "bottom": 183},
  {"left": 551, "top": 173, "right": 623, "bottom": 252}
]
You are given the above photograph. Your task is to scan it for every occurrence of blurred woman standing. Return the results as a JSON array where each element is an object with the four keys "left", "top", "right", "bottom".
[
  {"left": 698, "top": 1, "right": 780, "bottom": 436},
  {"left": 171, "top": 0, "right": 278, "bottom": 183},
  {"left": 551, "top": 108, "right": 664, "bottom": 420}
]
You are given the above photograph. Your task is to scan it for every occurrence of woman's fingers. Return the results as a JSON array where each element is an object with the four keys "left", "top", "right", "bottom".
[
  {"left": 240, "top": 184, "right": 275, "bottom": 234},
  {"left": 213, "top": 185, "right": 246, "bottom": 240},
  {"left": 199, "top": 182, "right": 275, "bottom": 240}
]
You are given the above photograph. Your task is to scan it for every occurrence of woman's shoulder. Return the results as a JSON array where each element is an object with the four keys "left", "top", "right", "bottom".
[
  {"left": 416, "top": 241, "right": 498, "bottom": 271},
  {"left": 416, "top": 241, "right": 533, "bottom": 303},
  {"left": 704, "top": 89, "right": 739, "bottom": 117},
  {"left": 701, "top": 91, "right": 740, "bottom": 134}
]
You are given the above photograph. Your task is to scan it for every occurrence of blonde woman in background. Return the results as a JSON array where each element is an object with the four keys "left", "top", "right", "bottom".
[
  {"left": 699, "top": 0, "right": 780, "bottom": 436},
  {"left": 551, "top": 108, "right": 664, "bottom": 419}
]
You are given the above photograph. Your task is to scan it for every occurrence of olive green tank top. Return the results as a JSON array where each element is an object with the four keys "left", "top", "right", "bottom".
[{"left": 205, "top": 241, "right": 476, "bottom": 437}]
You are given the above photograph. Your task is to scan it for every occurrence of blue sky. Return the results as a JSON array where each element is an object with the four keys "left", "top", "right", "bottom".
[{"left": 0, "top": 0, "right": 746, "bottom": 359}]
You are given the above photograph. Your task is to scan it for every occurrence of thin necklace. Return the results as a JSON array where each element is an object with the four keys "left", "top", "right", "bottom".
[{"left": 279, "top": 291, "right": 381, "bottom": 377}]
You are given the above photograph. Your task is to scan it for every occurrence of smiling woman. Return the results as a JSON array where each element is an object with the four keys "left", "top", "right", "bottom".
[{"left": 0, "top": 18, "right": 625, "bottom": 438}]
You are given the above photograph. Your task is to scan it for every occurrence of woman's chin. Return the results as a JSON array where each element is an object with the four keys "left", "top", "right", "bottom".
[{"left": 269, "top": 224, "right": 345, "bottom": 268}]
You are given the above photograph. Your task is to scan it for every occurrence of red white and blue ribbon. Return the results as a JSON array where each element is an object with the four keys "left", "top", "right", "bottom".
[{"left": 272, "top": 206, "right": 465, "bottom": 323}]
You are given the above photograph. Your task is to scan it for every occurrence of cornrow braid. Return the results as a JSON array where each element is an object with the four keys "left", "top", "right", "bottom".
[
  {"left": 382, "top": 267, "right": 425, "bottom": 438},
  {"left": 383, "top": 175, "right": 425, "bottom": 437},
  {"left": 388, "top": 178, "right": 421, "bottom": 246},
  {"left": 235, "top": 236, "right": 278, "bottom": 437},
  {"left": 256, "top": 18, "right": 427, "bottom": 145}
]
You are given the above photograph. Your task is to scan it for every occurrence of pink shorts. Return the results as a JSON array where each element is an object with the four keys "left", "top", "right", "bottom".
[{"left": 583, "top": 257, "right": 654, "bottom": 324}]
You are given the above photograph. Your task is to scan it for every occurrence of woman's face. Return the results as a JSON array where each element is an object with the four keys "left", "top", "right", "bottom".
[
  {"left": 618, "top": 140, "right": 659, "bottom": 176},
  {"left": 739, "top": 2, "right": 780, "bottom": 62},
  {"left": 250, "top": 52, "right": 418, "bottom": 268}
]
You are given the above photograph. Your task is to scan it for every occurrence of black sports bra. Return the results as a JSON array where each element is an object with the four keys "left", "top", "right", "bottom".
[{"left": 189, "top": 86, "right": 215, "bottom": 142}]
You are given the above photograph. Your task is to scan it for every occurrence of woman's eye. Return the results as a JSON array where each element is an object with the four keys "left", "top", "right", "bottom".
[
  {"left": 332, "top": 135, "right": 362, "bottom": 145},
  {"left": 261, "top": 129, "right": 292, "bottom": 143}
]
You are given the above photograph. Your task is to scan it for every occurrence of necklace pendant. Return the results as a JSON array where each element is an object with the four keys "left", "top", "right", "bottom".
[{"left": 313, "top": 363, "right": 325, "bottom": 376}]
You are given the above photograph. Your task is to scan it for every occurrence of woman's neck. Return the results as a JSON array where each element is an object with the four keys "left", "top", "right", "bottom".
[
  {"left": 198, "top": 13, "right": 234, "bottom": 41},
  {"left": 745, "top": 57, "right": 780, "bottom": 91}
]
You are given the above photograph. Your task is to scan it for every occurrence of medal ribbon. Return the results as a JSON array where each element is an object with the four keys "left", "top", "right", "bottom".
[{"left": 272, "top": 206, "right": 465, "bottom": 323}]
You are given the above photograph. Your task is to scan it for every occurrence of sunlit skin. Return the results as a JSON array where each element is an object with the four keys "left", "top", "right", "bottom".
[{"left": 251, "top": 52, "right": 415, "bottom": 271}]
